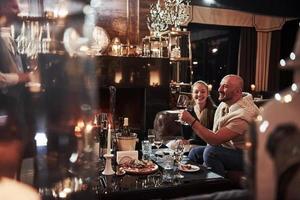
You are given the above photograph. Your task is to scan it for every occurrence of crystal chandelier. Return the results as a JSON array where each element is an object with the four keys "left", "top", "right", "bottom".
[
  {"left": 147, "top": 2, "right": 169, "bottom": 36},
  {"left": 164, "top": 0, "right": 191, "bottom": 28},
  {"left": 147, "top": 0, "right": 191, "bottom": 35}
]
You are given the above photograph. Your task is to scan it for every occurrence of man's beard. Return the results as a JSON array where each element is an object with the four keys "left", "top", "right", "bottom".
[{"left": 218, "top": 92, "right": 231, "bottom": 102}]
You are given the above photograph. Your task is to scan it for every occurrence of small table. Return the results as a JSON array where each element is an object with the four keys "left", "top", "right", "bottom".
[
  {"left": 96, "top": 149, "right": 232, "bottom": 199},
  {"left": 37, "top": 145, "right": 232, "bottom": 200}
]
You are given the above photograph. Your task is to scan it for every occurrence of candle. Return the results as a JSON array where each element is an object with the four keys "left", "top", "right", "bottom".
[
  {"left": 74, "top": 125, "right": 82, "bottom": 138},
  {"left": 46, "top": 22, "right": 51, "bottom": 39},
  {"left": 107, "top": 124, "right": 111, "bottom": 154}
]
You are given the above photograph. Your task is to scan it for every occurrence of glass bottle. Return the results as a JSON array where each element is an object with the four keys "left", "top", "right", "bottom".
[{"left": 122, "top": 117, "right": 130, "bottom": 136}]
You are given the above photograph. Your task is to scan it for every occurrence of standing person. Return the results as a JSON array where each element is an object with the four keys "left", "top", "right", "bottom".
[
  {"left": 179, "top": 74, "right": 259, "bottom": 176},
  {"left": 0, "top": 0, "right": 32, "bottom": 178}
]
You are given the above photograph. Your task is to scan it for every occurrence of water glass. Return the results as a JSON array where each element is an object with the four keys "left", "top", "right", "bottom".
[
  {"left": 162, "top": 155, "right": 174, "bottom": 182},
  {"left": 142, "top": 140, "right": 152, "bottom": 160}
]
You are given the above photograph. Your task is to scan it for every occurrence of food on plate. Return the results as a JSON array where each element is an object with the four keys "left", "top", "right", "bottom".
[
  {"left": 119, "top": 159, "right": 158, "bottom": 174},
  {"left": 180, "top": 164, "right": 192, "bottom": 171},
  {"left": 179, "top": 164, "right": 201, "bottom": 172}
]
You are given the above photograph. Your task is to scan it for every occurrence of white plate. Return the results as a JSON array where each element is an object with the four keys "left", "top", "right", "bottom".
[{"left": 179, "top": 164, "right": 200, "bottom": 172}]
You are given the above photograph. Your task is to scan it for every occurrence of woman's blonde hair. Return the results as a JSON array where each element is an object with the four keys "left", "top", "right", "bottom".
[{"left": 192, "top": 80, "right": 209, "bottom": 91}]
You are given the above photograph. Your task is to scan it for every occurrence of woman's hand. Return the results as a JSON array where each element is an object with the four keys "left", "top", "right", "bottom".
[{"left": 179, "top": 110, "right": 195, "bottom": 126}]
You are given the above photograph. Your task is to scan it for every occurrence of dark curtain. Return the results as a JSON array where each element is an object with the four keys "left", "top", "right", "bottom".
[
  {"left": 268, "top": 30, "right": 281, "bottom": 93},
  {"left": 238, "top": 27, "right": 257, "bottom": 92}
]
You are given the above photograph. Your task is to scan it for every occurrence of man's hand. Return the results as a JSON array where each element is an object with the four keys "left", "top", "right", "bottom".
[{"left": 17, "top": 72, "right": 30, "bottom": 83}]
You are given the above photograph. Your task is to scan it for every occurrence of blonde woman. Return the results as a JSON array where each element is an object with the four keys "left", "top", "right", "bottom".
[
  {"left": 181, "top": 81, "right": 216, "bottom": 145},
  {"left": 168, "top": 81, "right": 216, "bottom": 151}
]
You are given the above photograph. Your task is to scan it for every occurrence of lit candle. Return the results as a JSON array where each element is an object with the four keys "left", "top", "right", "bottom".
[
  {"left": 107, "top": 124, "right": 111, "bottom": 154},
  {"left": 46, "top": 22, "right": 51, "bottom": 39},
  {"left": 74, "top": 125, "right": 82, "bottom": 138}
]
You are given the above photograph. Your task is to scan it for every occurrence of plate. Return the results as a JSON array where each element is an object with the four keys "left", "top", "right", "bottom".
[
  {"left": 179, "top": 164, "right": 200, "bottom": 172},
  {"left": 119, "top": 160, "right": 158, "bottom": 175}
]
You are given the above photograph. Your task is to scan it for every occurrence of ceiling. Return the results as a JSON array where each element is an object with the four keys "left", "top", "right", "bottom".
[{"left": 192, "top": 0, "right": 300, "bottom": 18}]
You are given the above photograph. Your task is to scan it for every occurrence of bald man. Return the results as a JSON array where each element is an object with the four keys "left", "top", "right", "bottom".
[{"left": 180, "top": 74, "right": 260, "bottom": 176}]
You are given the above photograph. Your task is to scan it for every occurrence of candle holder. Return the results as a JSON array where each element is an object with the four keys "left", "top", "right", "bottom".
[{"left": 102, "top": 153, "right": 115, "bottom": 175}]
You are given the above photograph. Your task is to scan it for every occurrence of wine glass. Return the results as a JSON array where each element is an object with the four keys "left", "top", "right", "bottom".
[
  {"left": 147, "top": 129, "right": 155, "bottom": 146},
  {"left": 154, "top": 140, "right": 162, "bottom": 150},
  {"left": 176, "top": 94, "right": 190, "bottom": 109},
  {"left": 153, "top": 135, "right": 163, "bottom": 161},
  {"left": 154, "top": 134, "right": 163, "bottom": 149},
  {"left": 173, "top": 140, "right": 185, "bottom": 179},
  {"left": 175, "top": 94, "right": 190, "bottom": 125}
]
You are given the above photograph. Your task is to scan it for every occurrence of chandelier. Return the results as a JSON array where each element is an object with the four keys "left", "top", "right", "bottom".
[
  {"left": 147, "top": 0, "right": 191, "bottom": 35},
  {"left": 147, "top": 2, "right": 169, "bottom": 36}
]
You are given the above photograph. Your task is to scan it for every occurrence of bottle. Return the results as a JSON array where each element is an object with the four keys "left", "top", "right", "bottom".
[{"left": 122, "top": 117, "right": 130, "bottom": 137}]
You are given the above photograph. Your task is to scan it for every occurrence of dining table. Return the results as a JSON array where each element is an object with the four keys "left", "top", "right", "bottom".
[{"left": 34, "top": 130, "right": 233, "bottom": 200}]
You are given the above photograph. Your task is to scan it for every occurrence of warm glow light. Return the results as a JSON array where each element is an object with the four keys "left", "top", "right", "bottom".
[
  {"left": 290, "top": 52, "right": 296, "bottom": 60},
  {"left": 204, "top": 0, "right": 215, "bottom": 4},
  {"left": 77, "top": 120, "right": 85, "bottom": 129},
  {"left": 208, "top": 84, "right": 213, "bottom": 92},
  {"left": 58, "top": 7, "right": 69, "bottom": 18},
  {"left": 256, "top": 115, "right": 263, "bottom": 121},
  {"left": 279, "top": 59, "right": 286, "bottom": 67},
  {"left": 69, "top": 153, "right": 78, "bottom": 163},
  {"left": 250, "top": 84, "right": 256, "bottom": 91},
  {"left": 74, "top": 125, "right": 82, "bottom": 137},
  {"left": 291, "top": 83, "right": 298, "bottom": 91},
  {"left": 63, "top": 188, "right": 72, "bottom": 194},
  {"left": 212, "top": 48, "right": 218, "bottom": 53},
  {"left": 79, "top": 45, "right": 89, "bottom": 52},
  {"left": 114, "top": 71, "right": 122, "bottom": 83},
  {"left": 85, "top": 123, "right": 93, "bottom": 132},
  {"left": 274, "top": 93, "right": 281, "bottom": 101},
  {"left": 59, "top": 191, "right": 67, "bottom": 198},
  {"left": 245, "top": 141, "right": 252, "bottom": 148},
  {"left": 259, "top": 120, "right": 269, "bottom": 133},
  {"left": 149, "top": 70, "right": 160, "bottom": 86},
  {"left": 283, "top": 94, "right": 292, "bottom": 103},
  {"left": 34, "top": 132, "right": 48, "bottom": 147}
]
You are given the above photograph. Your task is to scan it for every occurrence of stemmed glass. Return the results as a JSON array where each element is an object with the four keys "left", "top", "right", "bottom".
[
  {"left": 147, "top": 129, "right": 155, "bottom": 146},
  {"left": 154, "top": 136, "right": 163, "bottom": 150},
  {"left": 153, "top": 135, "right": 163, "bottom": 161},
  {"left": 175, "top": 94, "right": 190, "bottom": 125},
  {"left": 94, "top": 113, "right": 108, "bottom": 170},
  {"left": 147, "top": 129, "right": 156, "bottom": 158},
  {"left": 176, "top": 94, "right": 190, "bottom": 109},
  {"left": 173, "top": 140, "right": 185, "bottom": 179}
]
